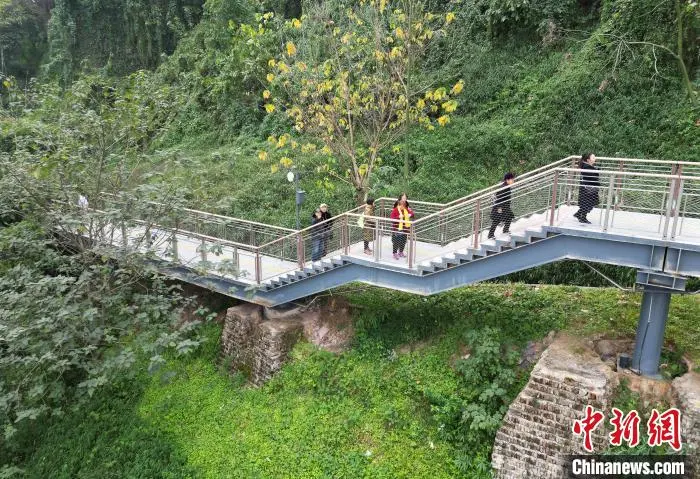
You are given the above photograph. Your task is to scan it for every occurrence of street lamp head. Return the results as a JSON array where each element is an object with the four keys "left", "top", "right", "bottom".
[{"left": 287, "top": 171, "right": 295, "bottom": 183}]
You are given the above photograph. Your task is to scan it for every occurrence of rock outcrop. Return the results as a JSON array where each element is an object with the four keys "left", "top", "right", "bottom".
[{"left": 219, "top": 298, "right": 354, "bottom": 385}]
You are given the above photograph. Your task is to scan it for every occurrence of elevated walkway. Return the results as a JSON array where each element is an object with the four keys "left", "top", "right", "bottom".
[
  {"left": 64, "top": 156, "right": 700, "bottom": 376},
  {"left": 73, "top": 156, "right": 698, "bottom": 303}
]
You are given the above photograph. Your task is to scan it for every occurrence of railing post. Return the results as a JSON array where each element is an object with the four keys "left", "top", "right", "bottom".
[
  {"left": 374, "top": 221, "right": 381, "bottom": 262},
  {"left": 199, "top": 238, "right": 207, "bottom": 262},
  {"left": 549, "top": 171, "right": 559, "bottom": 226},
  {"left": 297, "top": 232, "right": 305, "bottom": 269},
  {"left": 408, "top": 229, "right": 416, "bottom": 269},
  {"left": 662, "top": 165, "right": 682, "bottom": 239},
  {"left": 171, "top": 231, "right": 179, "bottom": 262},
  {"left": 232, "top": 246, "right": 239, "bottom": 276},
  {"left": 565, "top": 156, "right": 578, "bottom": 206},
  {"left": 342, "top": 215, "right": 349, "bottom": 255},
  {"left": 603, "top": 174, "right": 615, "bottom": 232},
  {"left": 439, "top": 210, "right": 445, "bottom": 246},
  {"left": 670, "top": 167, "right": 684, "bottom": 240},
  {"left": 617, "top": 160, "right": 625, "bottom": 208},
  {"left": 255, "top": 249, "right": 261, "bottom": 284},
  {"left": 473, "top": 206, "right": 480, "bottom": 249}
]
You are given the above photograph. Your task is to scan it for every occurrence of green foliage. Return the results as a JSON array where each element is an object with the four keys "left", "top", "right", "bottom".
[
  {"left": 0, "top": 71, "right": 181, "bottom": 200},
  {"left": 0, "top": 1, "right": 699, "bottom": 474},
  {"left": 429, "top": 327, "right": 522, "bottom": 476},
  {"left": 605, "top": 380, "right": 683, "bottom": 456},
  {"left": 0, "top": 69, "right": 213, "bottom": 466},
  {"left": 600, "top": 0, "right": 698, "bottom": 58},
  {"left": 658, "top": 346, "right": 689, "bottom": 379},
  {"left": 258, "top": 0, "right": 464, "bottom": 200},
  {"left": 151, "top": 0, "right": 265, "bottom": 144},
  {"left": 502, "top": 261, "right": 638, "bottom": 287},
  {"left": 0, "top": 0, "right": 50, "bottom": 80},
  {"left": 0, "top": 222, "right": 209, "bottom": 452},
  {"left": 457, "top": 0, "right": 589, "bottom": 40},
  {"left": 132, "top": 330, "right": 463, "bottom": 478},
  {"left": 10, "top": 284, "right": 697, "bottom": 477},
  {"left": 45, "top": 0, "right": 205, "bottom": 83}
]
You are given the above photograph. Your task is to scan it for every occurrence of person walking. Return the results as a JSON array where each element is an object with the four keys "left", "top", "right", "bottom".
[
  {"left": 319, "top": 203, "right": 333, "bottom": 255},
  {"left": 361, "top": 198, "right": 375, "bottom": 255},
  {"left": 390, "top": 193, "right": 414, "bottom": 260},
  {"left": 488, "top": 172, "right": 516, "bottom": 239},
  {"left": 574, "top": 153, "right": 599, "bottom": 224},
  {"left": 77, "top": 193, "right": 89, "bottom": 210},
  {"left": 311, "top": 208, "right": 324, "bottom": 261}
]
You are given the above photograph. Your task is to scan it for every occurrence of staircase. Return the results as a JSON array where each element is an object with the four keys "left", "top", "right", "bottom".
[
  {"left": 260, "top": 257, "right": 351, "bottom": 292},
  {"left": 260, "top": 214, "right": 558, "bottom": 292},
  {"left": 418, "top": 224, "right": 557, "bottom": 276}
]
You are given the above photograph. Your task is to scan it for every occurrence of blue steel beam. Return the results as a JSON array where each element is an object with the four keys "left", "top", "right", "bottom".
[{"left": 147, "top": 233, "right": 700, "bottom": 307}]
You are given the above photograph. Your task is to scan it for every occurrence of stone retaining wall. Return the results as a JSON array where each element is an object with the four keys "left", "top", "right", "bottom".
[
  {"left": 219, "top": 298, "right": 354, "bottom": 385},
  {"left": 492, "top": 336, "right": 700, "bottom": 478},
  {"left": 219, "top": 303, "right": 304, "bottom": 385},
  {"left": 492, "top": 336, "right": 618, "bottom": 478},
  {"left": 673, "top": 372, "right": 700, "bottom": 474}
]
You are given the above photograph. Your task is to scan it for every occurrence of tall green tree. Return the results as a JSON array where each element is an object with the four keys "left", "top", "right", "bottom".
[
  {"left": 257, "top": 0, "right": 464, "bottom": 203},
  {"left": 0, "top": 73, "right": 208, "bottom": 455}
]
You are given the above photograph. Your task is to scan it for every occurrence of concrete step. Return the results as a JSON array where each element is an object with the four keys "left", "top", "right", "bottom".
[
  {"left": 419, "top": 265, "right": 435, "bottom": 275},
  {"left": 454, "top": 251, "right": 475, "bottom": 262},
  {"left": 429, "top": 260, "right": 447, "bottom": 271}
]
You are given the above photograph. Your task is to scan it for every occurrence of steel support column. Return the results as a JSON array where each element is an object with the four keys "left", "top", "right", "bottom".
[{"left": 630, "top": 270, "right": 687, "bottom": 378}]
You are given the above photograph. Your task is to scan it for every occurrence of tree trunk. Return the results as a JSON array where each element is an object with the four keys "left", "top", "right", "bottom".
[
  {"left": 355, "top": 186, "right": 368, "bottom": 206},
  {"left": 676, "top": 0, "right": 696, "bottom": 102}
]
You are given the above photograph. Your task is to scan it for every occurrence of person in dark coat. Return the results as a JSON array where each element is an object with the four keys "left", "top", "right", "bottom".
[
  {"left": 362, "top": 198, "right": 375, "bottom": 254},
  {"left": 574, "top": 153, "right": 599, "bottom": 224},
  {"left": 319, "top": 203, "right": 333, "bottom": 255},
  {"left": 311, "top": 208, "right": 324, "bottom": 261},
  {"left": 488, "top": 172, "right": 516, "bottom": 239}
]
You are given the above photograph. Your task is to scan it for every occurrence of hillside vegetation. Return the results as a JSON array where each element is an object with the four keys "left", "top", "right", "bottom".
[{"left": 0, "top": 0, "right": 698, "bottom": 476}]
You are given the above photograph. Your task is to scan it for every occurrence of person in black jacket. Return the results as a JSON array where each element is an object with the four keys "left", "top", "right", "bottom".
[
  {"left": 319, "top": 203, "right": 333, "bottom": 255},
  {"left": 311, "top": 208, "right": 324, "bottom": 261},
  {"left": 574, "top": 153, "right": 599, "bottom": 224},
  {"left": 488, "top": 172, "right": 516, "bottom": 239}
]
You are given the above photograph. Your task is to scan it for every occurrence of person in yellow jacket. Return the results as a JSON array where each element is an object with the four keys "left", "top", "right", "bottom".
[{"left": 390, "top": 193, "right": 414, "bottom": 260}]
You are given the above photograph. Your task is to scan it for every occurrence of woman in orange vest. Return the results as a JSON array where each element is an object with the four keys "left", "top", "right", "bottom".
[{"left": 390, "top": 193, "right": 414, "bottom": 260}]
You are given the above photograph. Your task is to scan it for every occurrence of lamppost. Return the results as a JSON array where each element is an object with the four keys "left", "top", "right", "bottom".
[{"left": 287, "top": 169, "right": 305, "bottom": 230}]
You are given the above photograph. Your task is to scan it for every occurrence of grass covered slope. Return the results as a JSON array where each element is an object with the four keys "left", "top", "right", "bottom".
[{"left": 21, "top": 285, "right": 700, "bottom": 478}]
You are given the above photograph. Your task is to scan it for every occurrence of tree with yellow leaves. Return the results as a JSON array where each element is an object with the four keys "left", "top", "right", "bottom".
[{"left": 256, "top": 0, "right": 463, "bottom": 204}]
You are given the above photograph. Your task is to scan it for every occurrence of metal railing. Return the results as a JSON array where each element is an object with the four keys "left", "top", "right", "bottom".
[{"left": 56, "top": 156, "right": 700, "bottom": 285}]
